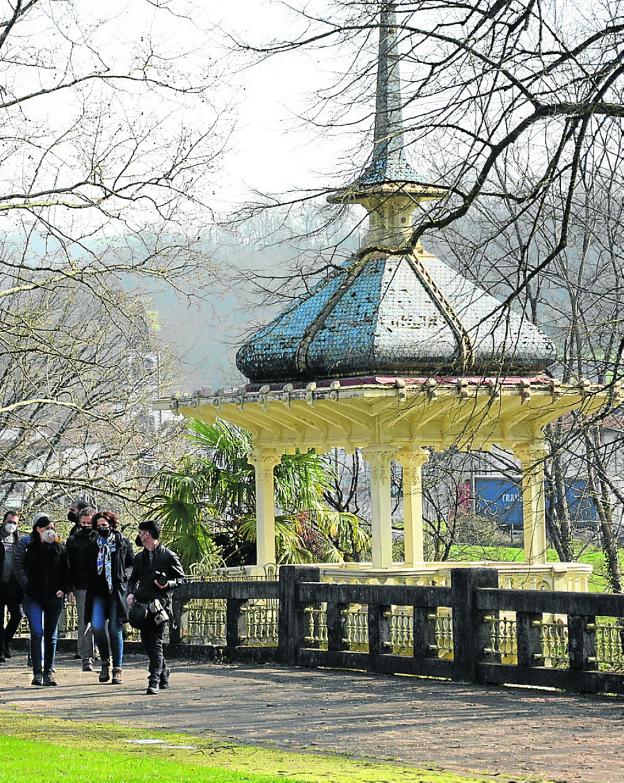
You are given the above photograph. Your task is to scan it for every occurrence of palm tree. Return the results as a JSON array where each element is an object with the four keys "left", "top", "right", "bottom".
[{"left": 148, "top": 418, "right": 370, "bottom": 568}]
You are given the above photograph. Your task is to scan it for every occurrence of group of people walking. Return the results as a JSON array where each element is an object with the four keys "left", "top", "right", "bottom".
[{"left": 0, "top": 501, "right": 186, "bottom": 694}]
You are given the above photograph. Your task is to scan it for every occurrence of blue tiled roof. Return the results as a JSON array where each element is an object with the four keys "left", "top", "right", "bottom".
[{"left": 236, "top": 252, "right": 556, "bottom": 382}]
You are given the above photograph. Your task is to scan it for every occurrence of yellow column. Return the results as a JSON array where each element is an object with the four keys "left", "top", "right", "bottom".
[
  {"left": 398, "top": 447, "right": 429, "bottom": 566},
  {"left": 248, "top": 448, "right": 281, "bottom": 567},
  {"left": 363, "top": 446, "right": 397, "bottom": 569},
  {"left": 515, "top": 442, "right": 549, "bottom": 565}
]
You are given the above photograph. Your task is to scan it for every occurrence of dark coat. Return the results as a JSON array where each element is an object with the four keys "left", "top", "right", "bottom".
[
  {"left": 66, "top": 526, "right": 95, "bottom": 590},
  {"left": 0, "top": 531, "right": 22, "bottom": 600},
  {"left": 128, "top": 544, "right": 186, "bottom": 607},
  {"left": 84, "top": 531, "right": 134, "bottom": 624},
  {"left": 23, "top": 539, "right": 71, "bottom": 600}
]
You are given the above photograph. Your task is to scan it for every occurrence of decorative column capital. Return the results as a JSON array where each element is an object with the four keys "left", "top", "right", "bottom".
[
  {"left": 248, "top": 448, "right": 282, "bottom": 472},
  {"left": 513, "top": 441, "right": 550, "bottom": 465},
  {"left": 397, "top": 446, "right": 430, "bottom": 470},
  {"left": 362, "top": 445, "right": 397, "bottom": 481}
]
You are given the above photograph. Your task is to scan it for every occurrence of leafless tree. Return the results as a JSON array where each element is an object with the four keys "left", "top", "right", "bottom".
[{"left": 0, "top": 0, "right": 227, "bottom": 518}]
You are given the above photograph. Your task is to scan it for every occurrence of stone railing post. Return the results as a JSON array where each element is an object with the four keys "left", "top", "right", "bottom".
[
  {"left": 451, "top": 568, "right": 499, "bottom": 683},
  {"left": 368, "top": 602, "right": 392, "bottom": 671},
  {"left": 278, "top": 565, "right": 321, "bottom": 666},
  {"left": 169, "top": 595, "right": 187, "bottom": 646},
  {"left": 226, "top": 599, "right": 249, "bottom": 654}
]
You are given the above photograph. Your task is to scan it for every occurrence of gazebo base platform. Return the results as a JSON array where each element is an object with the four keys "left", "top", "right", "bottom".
[{"left": 215, "top": 561, "right": 592, "bottom": 592}]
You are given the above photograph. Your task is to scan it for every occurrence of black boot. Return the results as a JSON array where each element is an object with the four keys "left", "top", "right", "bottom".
[
  {"left": 99, "top": 660, "right": 110, "bottom": 683},
  {"left": 159, "top": 667, "right": 170, "bottom": 690},
  {"left": 31, "top": 671, "right": 44, "bottom": 686},
  {"left": 4, "top": 645, "right": 11, "bottom": 659},
  {"left": 146, "top": 678, "right": 159, "bottom": 695},
  {"left": 43, "top": 671, "right": 57, "bottom": 686}
]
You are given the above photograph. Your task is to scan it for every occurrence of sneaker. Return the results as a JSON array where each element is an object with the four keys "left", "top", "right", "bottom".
[
  {"left": 82, "top": 659, "right": 94, "bottom": 673},
  {"left": 111, "top": 668, "right": 123, "bottom": 685},
  {"left": 99, "top": 661, "right": 110, "bottom": 683},
  {"left": 31, "top": 674, "right": 44, "bottom": 686},
  {"left": 146, "top": 681, "right": 159, "bottom": 695},
  {"left": 159, "top": 667, "right": 170, "bottom": 690},
  {"left": 43, "top": 673, "right": 57, "bottom": 687}
]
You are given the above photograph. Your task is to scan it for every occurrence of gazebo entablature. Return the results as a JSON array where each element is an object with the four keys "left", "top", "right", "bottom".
[{"left": 168, "top": 374, "right": 615, "bottom": 580}]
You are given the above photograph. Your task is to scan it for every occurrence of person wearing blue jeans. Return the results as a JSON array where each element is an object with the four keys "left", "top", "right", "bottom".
[
  {"left": 14, "top": 513, "right": 71, "bottom": 686},
  {"left": 85, "top": 512, "right": 134, "bottom": 685},
  {"left": 21, "top": 595, "right": 64, "bottom": 681},
  {"left": 91, "top": 593, "right": 123, "bottom": 673}
]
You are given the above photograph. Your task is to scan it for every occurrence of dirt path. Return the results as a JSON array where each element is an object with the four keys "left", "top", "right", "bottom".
[{"left": 0, "top": 652, "right": 622, "bottom": 782}]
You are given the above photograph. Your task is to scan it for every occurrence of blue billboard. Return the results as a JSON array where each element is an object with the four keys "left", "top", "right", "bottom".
[
  {"left": 474, "top": 477, "right": 522, "bottom": 527},
  {"left": 473, "top": 477, "right": 597, "bottom": 528}
]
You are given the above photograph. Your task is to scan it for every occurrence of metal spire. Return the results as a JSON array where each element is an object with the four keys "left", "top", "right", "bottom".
[
  {"left": 358, "top": 1, "right": 420, "bottom": 186},
  {"left": 329, "top": 1, "right": 444, "bottom": 203}
]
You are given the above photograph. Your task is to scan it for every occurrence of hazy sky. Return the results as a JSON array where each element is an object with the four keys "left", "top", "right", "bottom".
[{"left": 209, "top": 0, "right": 372, "bottom": 204}]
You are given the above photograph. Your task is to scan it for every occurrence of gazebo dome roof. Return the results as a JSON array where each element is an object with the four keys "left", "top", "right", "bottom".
[
  {"left": 236, "top": 2, "right": 557, "bottom": 385},
  {"left": 236, "top": 249, "right": 556, "bottom": 383}
]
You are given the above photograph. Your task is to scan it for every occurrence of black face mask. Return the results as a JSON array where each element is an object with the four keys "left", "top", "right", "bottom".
[
  {"left": 135, "top": 535, "right": 142, "bottom": 547},
  {"left": 97, "top": 526, "right": 110, "bottom": 538},
  {"left": 67, "top": 510, "right": 78, "bottom": 524}
]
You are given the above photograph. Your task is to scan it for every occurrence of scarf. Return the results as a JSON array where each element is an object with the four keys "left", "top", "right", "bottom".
[{"left": 96, "top": 534, "right": 117, "bottom": 594}]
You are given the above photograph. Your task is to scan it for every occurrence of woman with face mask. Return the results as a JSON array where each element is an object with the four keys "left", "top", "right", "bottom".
[
  {"left": 21, "top": 513, "right": 70, "bottom": 686},
  {"left": 84, "top": 511, "right": 134, "bottom": 685},
  {"left": 0, "top": 511, "right": 23, "bottom": 662}
]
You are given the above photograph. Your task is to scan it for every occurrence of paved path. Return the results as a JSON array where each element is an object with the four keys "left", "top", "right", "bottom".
[{"left": 0, "top": 652, "right": 623, "bottom": 782}]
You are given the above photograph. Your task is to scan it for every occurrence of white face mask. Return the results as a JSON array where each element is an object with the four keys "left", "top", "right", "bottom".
[
  {"left": 4, "top": 523, "right": 17, "bottom": 534},
  {"left": 42, "top": 529, "right": 56, "bottom": 544}
]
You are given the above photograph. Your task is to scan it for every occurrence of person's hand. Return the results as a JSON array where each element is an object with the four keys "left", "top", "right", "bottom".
[
  {"left": 55, "top": 590, "right": 64, "bottom": 599},
  {"left": 127, "top": 593, "right": 135, "bottom": 607},
  {"left": 153, "top": 579, "right": 168, "bottom": 590}
]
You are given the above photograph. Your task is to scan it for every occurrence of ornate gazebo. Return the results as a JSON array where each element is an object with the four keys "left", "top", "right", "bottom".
[{"left": 166, "top": 3, "right": 611, "bottom": 590}]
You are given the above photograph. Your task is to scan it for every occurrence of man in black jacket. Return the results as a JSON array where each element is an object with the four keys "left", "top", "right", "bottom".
[
  {"left": 127, "top": 520, "right": 186, "bottom": 695},
  {"left": 66, "top": 507, "right": 96, "bottom": 670}
]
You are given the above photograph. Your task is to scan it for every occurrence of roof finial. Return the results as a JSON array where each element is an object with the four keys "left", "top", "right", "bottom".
[
  {"left": 361, "top": 1, "right": 414, "bottom": 185},
  {"left": 329, "top": 1, "right": 445, "bottom": 205}
]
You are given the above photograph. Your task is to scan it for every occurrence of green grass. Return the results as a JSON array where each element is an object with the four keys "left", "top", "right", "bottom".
[
  {"left": 0, "top": 735, "right": 282, "bottom": 783},
  {"left": 448, "top": 542, "right": 623, "bottom": 592},
  {"left": 0, "top": 710, "right": 548, "bottom": 783}
]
